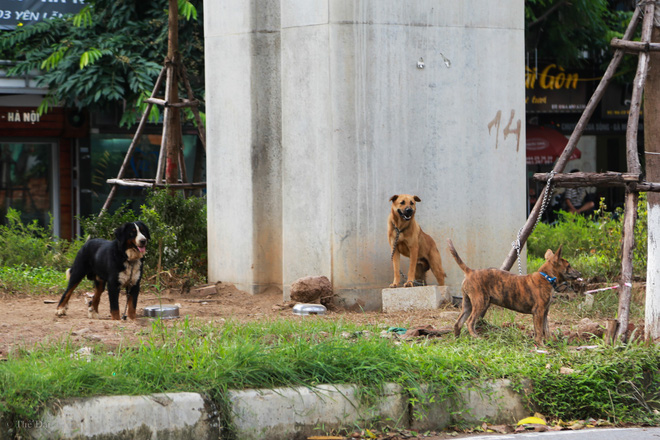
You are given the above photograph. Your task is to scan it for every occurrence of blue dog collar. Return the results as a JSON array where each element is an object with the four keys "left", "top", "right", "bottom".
[{"left": 539, "top": 272, "right": 557, "bottom": 289}]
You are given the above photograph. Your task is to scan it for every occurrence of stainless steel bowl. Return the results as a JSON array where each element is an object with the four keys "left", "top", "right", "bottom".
[
  {"left": 143, "top": 304, "right": 180, "bottom": 319},
  {"left": 292, "top": 303, "right": 327, "bottom": 316}
]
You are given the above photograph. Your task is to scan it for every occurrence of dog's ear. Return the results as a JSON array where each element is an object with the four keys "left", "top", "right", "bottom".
[
  {"left": 555, "top": 244, "right": 563, "bottom": 259},
  {"left": 114, "top": 223, "right": 128, "bottom": 242},
  {"left": 414, "top": 195, "right": 421, "bottom": 202},
  {"left": 389, "top": 195, "right": 398, "bottom": 203},
  {"left": 544, "top": 249, "right": 554, "bottom": 260}
]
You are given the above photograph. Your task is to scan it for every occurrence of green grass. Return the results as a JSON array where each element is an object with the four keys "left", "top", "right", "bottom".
[
  {"left": 527, "top": 195, "right": 648, "bottom": 282},
  {"left": 0, "top": 265, "right": 68, "bottom": 295},
  {"left": 2, "top": 317, "right": 660, "bottom": 436}
]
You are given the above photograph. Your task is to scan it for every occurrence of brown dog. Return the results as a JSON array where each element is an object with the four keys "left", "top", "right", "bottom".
[
  {"left": 447, "top": 239, "right": 580, "bottom": 345},
  {"left": 388, "top": 195, "right": 446, "bottom": 288}
]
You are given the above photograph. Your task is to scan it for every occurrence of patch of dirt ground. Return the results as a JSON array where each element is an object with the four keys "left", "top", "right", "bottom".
[
  {"left": 0, "top": 281, "right": 647, "bottom": 359},
  {"left": 0, "top": 282, "right": 461, "bottom": 357}
]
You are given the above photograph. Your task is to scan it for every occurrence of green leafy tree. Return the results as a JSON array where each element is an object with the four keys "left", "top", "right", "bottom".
[
  {"left": 525, "top": 0, "right": 635, "bottom": 69},
  {"left": 0, "top": 0, "right": 204, "bottom": 127}
]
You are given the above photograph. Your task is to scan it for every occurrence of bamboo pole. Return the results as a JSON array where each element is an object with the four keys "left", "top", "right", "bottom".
[
  {"left": 164, "top": 0, "right": 182, "bottom": 186},
  {"left": 180, "top": 64, "right": 206, "bottom": 151},
  {"left": 500, "top": 7, "right": 642, "bottom": 271},
  {"left": 155, "top": 62, "right": 172, "bottom": 184},
  {"left": 610, "top": 38, "right": 660, "bottom": 52},
  {"left": 533, "top": 171, "right": 641, "bottom": 187},
  {"left": 106, "top": 178, "right": 206, "bottom": 189},
  {"left": 618, "top": 1, "right": 656, "bottom": 341}
]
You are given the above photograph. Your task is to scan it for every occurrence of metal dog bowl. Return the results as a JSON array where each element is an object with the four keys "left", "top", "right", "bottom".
[
  {"left": 451, "top": 296, "right": 463, "bottom": 307},
  {"left": 293, "top": 303, "right": 327, "bottom": 316},
  {"left": 143, "top": 304, "right": 180, "bottom": 319}
]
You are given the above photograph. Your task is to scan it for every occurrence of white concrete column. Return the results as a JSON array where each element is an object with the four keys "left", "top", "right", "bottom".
[
  {"left": 280, "top": 2, "right": 333, "bottom": 298},
  {"left": 205, "top": 1, "right": 283, "bottom": 294},
  {"left": 205, "top": 0, "right": 526, "bottom": 309}
]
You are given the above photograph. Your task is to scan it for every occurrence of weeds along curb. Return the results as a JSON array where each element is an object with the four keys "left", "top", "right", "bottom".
[{"left": 21, "top": 379, "right": 528, "bottom": 440}]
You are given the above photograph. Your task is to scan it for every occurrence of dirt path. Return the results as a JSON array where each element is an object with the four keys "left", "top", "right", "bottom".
[{"left": 0, "top": 282, "right": 471, "bottom": 358}]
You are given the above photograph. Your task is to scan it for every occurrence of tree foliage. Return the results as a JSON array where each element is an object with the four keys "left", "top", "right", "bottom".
[
  {"left": 525, "top": 0, "right": 635, "bottom": 68},
  {"left": 0, "top": 0, "right": 204, "bottom": 127}
]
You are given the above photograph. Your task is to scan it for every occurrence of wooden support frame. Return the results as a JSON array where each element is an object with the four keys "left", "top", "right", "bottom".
[
  {"left": 100, "top": 0, "right": 206, "bottom": 214},
  {"left": 502, "top": 3, "right": 658, "bottom": 343},
  {"left": 500, "top": 6, "right": 642, "bottom": 271}
]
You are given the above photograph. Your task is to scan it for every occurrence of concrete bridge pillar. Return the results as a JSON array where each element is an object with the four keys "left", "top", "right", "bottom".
[{"left": 205, "top": 1, "right": 526, "bottom": 309}]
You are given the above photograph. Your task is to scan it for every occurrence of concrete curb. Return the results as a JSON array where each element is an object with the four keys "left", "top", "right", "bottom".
[
  {"left": 31, "top": 392, "right": 219, "bottom": 440},
  {"left": 27, "top": 379, "right": 529, "bottom": 440}
]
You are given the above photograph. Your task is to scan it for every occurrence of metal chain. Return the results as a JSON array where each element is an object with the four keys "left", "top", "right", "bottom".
[
  {"left": 512, "top": 170, "right": 556, "bottom": 274},
  {"left": 390, "top": 226, "right": 401, "bottom": 261}
]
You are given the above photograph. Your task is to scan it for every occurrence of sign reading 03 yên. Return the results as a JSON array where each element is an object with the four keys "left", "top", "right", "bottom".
[
  {"left": 0, "top": 0, "right": 86, "bottom": 30},
  {"left": 525, "top": 64, "right": 588, "bottom": 113}
]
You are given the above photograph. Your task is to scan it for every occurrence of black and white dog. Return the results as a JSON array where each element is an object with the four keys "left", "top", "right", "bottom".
[{"left": 56, "top": 221, "right": 150, "bottom": 320}]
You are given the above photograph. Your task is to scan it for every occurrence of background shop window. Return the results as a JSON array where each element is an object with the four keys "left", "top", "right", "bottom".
[
  {"left": 0, "top": 141, "right": 58, "bottom": 231},
  {"left": 83, "top": 134, "right": 203, "bottom": 215}
]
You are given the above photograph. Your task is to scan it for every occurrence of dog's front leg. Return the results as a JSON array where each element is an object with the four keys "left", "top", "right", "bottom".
[
  {"left": 428, "top": 250, "right": 446, "bottom": 286},
  {"left": 107, "top": 280, "right": 121, "bottom": 320},
  {"left": 126, "top": 285, "right": 140, "bottom": 320},
  {"left": 404, "top": 245, "right": 419, "bottom": 288},
  {"left": 391, "top": 250, "right": 402, "bottom": 288},
  {"left": 454, "top": 294, "right": 472, "bottom": 337},
  {"left": 88, "top": 279, "right": 105, "bottom": 319},
  {"left": 532, "top": 309, "right": 546, "bottom": 346}
]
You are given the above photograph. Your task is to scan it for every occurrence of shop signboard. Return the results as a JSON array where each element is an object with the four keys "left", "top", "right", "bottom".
[
  {"left": 0, "top": 107, "right": 64, "bottom": 132},
  {"left": 0, "top": 106, "right": 87, "bottom": 137},
  {"left": 0, "top": 0, "right": 85, "bottom": 30},
  {"left": 525, "top": 64, "right": 588, "bottom": 113}
]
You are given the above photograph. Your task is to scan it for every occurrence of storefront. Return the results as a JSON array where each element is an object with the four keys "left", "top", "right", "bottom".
[
  {"left": 525, "top": 61, "right": 633, "bottom": 217},
  {"left": 0, "top": 98, "right": 205, "bottom": 239},
  {"left": 0, "top": 102, "right": 86, "bottom": 239}
]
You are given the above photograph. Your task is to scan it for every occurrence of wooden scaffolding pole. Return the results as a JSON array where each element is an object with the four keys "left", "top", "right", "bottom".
[{"left": 617, "top": 1, "right": 655, "bottom": 340}]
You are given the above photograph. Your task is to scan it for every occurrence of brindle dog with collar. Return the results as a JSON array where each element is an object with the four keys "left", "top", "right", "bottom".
[
  {"left": 388, "top": 194, "right": 446, "bottom": 288},
  {"left": 447, "top": 238, "right": 581, "bottom": 345}
]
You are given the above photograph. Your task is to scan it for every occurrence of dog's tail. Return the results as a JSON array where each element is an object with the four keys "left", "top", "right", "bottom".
[{"left": 446, "top": 239, "right": 471, "bottom": 273}]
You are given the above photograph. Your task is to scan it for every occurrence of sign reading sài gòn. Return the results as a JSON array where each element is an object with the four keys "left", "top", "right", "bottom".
[{"left": 525, "top": 64, "right": 588, "bottom": 114}]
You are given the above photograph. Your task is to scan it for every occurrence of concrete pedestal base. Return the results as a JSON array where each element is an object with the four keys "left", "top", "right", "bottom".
[{"left": 382, "top": 286, "right": 451, "bottom": 312}]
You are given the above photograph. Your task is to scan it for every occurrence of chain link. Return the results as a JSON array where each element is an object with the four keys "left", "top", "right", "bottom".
[
  {"left": 512, "top": 170, "right": 556, "bottom": 275},
  {"left": 390, "top": 227, "right": 401, "bottom": 261}
]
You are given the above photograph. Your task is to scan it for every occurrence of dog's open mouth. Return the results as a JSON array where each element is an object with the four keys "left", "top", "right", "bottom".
[{"left": 398, "top": 209, "right": 413, "bottom": 221}]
